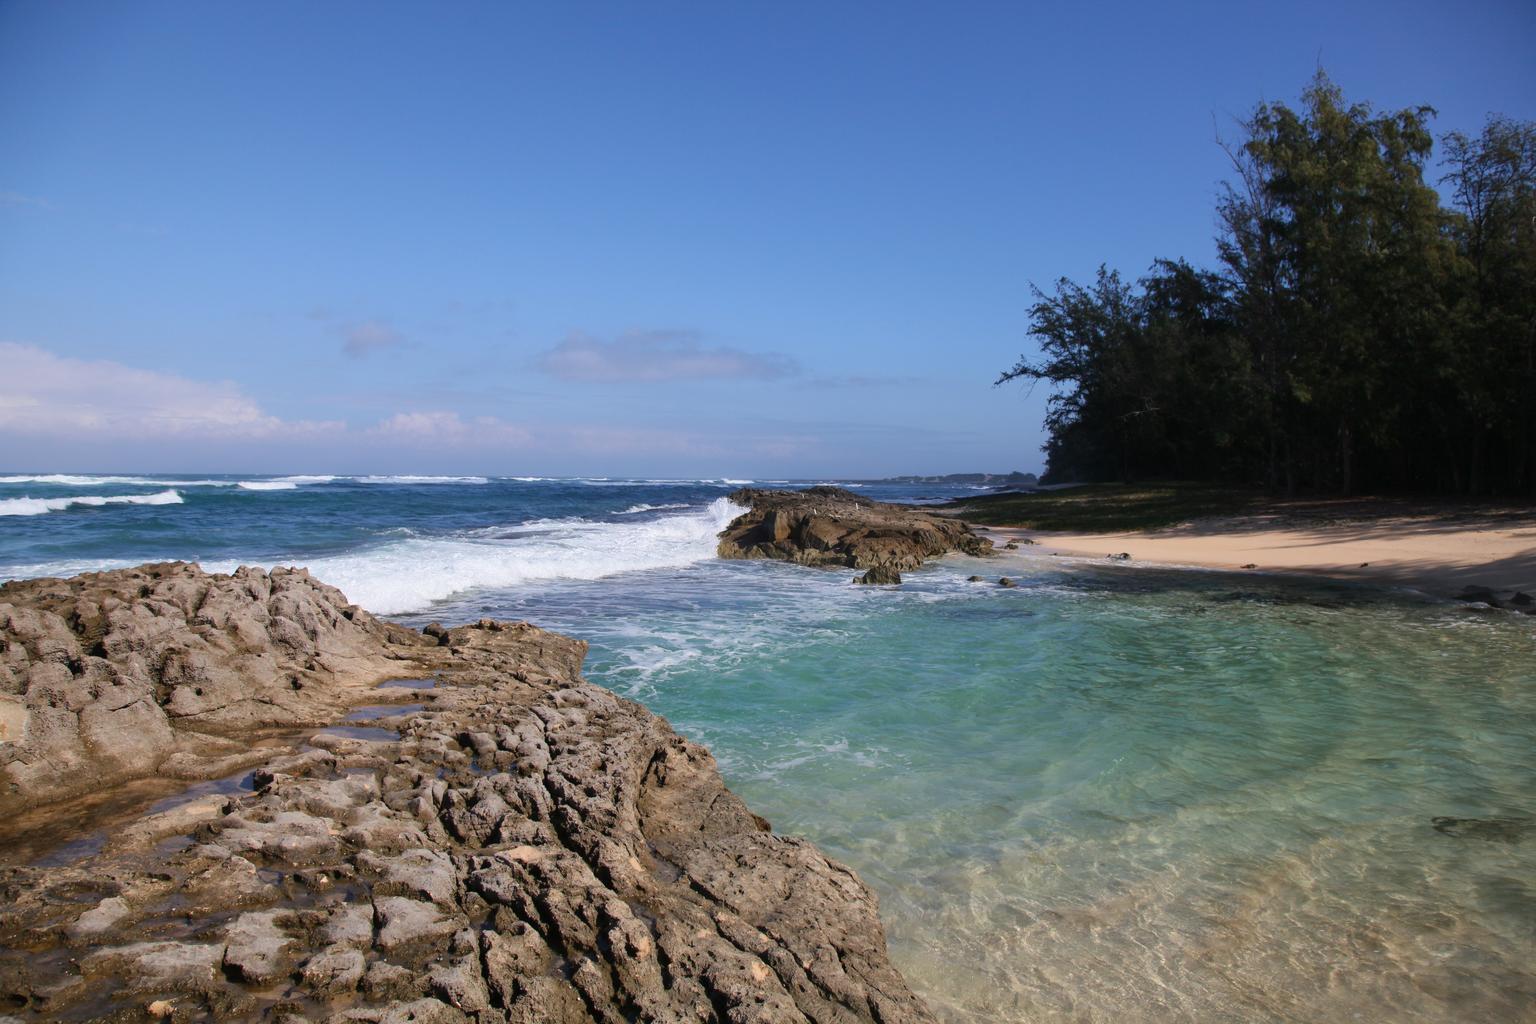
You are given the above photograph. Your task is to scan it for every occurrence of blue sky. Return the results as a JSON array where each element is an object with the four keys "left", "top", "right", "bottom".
[{"left": 2, "top": 1, "right": 1532, "bottom": 476}]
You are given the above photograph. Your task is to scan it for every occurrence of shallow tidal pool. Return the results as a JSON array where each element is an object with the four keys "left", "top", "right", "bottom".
[{"left": 405, "top": 552, "right": 1536, "bottom": 1023}]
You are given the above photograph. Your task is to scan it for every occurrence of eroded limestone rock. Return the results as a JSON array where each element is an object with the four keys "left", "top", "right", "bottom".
[
  {"left": 0, "top": 564, "right": 934, "bottom": 1023},
  {"left": 718, "top": 487, "right": 991, "bottom": 572}
]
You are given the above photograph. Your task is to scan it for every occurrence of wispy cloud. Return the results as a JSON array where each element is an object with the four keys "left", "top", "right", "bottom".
[
  {"left": 0, "top": 342, "right": 821, "bottom": 467},
  {"left": 368, "top": 411, "right": 533, "bottom": 446},
  {"left": 536, "top": 329, "right": 799, "bottom": 383},
  {"left": 0, "top": 342, "right": 339, "bottom": 440},
  {"left": 341, "top": 319, "right": 405, "bottom": 357},
  {"left": 0, "top": 191, "right": 52, "bottom": 210},
  {"left": 307, "top": 309, "right": 406, "bottom": 357}
]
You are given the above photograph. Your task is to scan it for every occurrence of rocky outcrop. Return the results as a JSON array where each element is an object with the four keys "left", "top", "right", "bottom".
[
  {"left": 0, "top": 562, "right": 434, "bottom": 815},
  {"left": 0, "top": 564, "right": 934, "bottom": 1023},
  {"left": 1455, "top": 585, "right": 1536, "bottom": 613},
  {"left": 718, "top": 487, "right": 992, "bottom": 573}
]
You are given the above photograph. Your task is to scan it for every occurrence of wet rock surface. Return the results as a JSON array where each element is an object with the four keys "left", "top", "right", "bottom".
[
  {"left": 718, "top": 487, "right": 992, "bottom": 572},
  {"left": 0, "top": 565, "right": 934, "bottom": 1023},
  {"left": 1455, "top": 585, "right": 1536, "bottom": 614}
]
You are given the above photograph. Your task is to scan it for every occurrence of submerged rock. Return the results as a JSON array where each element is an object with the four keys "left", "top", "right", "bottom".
[
  {"left": 1453, "top": 585, "right": 1536, "bottom": 614},
  {"left": 0, "top": 564, "right": 935, "bottom": 1023},
  {"left": 718, "top": 486, "right": 992, "bottom": 573},
  {"left": 1431, "top": 816, "right": 1534, "bottom": 843}
]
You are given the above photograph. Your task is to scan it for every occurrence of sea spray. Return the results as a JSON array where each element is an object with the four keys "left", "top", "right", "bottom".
[{"left": 222, "top": 497, "right": 748, "bottom": 615}]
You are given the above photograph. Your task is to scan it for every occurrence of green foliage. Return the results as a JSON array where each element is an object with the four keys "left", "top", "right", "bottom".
[{"left": 1002, "top": 72, "right": 1536, "bottom": 495}]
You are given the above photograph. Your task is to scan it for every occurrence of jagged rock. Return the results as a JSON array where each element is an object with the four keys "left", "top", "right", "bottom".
[
  {"left": 0, "top": 562, "right": 433, "bottom": 814},
  {"left": 998, "top": 577, "right": 1018, "bottom": 588},
  {"left": 719, "top": 487, "right": 992, "bottom": 573},
  {"left": 967, "top": 575, "right": 985, "bottom": 583},
  {"left": 69, "top": 895, "right": 132, "bottom": 937},
  {"left": 855, "top": 566, "right": 902, "bottom": 586},
  {"left": 1003, "top": 541, "right": 1019, "bottom": 550},
  {"left": 0, "top": 564, "right": 934, "bottom": 1023},
  {"left": 222, "top": 910, "right": 295, "bottom": 984}
]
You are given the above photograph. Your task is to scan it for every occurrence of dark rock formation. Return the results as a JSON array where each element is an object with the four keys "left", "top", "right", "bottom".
[
  {"left": 1454, "top": 585, "right": 1536, "bottom": 614},
  {"left": 997, "top": 578, "right": 1018, "bottom": 589},
  {"left": 718, "top": 487, "right": 991, "bottom": 572},
  {"left": 855, "top": 566, "right": 902, "bottom": 586},
  {"left": 1431, "top": 816, "right": 1533, "bottom": 843},
  {"left": 0, "top": 564, "right": 934, "bottom": 1023}
]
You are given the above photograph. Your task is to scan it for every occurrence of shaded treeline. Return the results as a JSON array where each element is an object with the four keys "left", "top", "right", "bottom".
[{"left": 1000, "top": 74, "right": 1536, "bottom": 495}]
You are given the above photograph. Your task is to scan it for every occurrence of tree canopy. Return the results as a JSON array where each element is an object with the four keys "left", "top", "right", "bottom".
[{"left": 1001, "top": 73, "right": 1536, "bottom": 495}]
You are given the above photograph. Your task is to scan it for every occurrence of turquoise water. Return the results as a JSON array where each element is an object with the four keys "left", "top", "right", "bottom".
[
  {"left": 4, "top": 474, "right": 1533, "bottom": 1020},
  {"left": 413, "top": 555, "right": 1536, "bottom": 1023}
]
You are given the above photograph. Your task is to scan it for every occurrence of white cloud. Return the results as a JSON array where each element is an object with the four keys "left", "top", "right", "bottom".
[
  {"left": 0, "top": 342, "right": 339, "bottom": 440},
  {"left": 0, "top": 342, "right": 813, "bottom": 468},
  {"left": 537, "top": 329, "right": 799, "bottom": 382}
]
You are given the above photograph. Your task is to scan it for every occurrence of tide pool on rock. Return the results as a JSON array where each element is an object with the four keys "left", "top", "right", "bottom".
[{"left": 2, "top": 474, "right": 1534, "bottom": 1021}]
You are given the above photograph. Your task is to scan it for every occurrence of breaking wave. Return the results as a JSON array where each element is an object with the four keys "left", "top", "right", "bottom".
[
  {"left": 0, "top": 474, "right": 231, "bottom": 487},
  {"left": 242, "top": 497, "right": 746, "bottom": 615},
  {"left": 356, "top": 475, "right": 489, "bottom": 485},
  {"left": 0, "top": 489, "right": 184, "bottom": 517}
]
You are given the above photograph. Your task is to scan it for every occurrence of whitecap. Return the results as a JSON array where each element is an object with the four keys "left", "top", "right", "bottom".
[
  {"left": 228, "top": 498, "right": 746, "bottom": 615},
  {"left": 0, "top": 474, "right": 233, "bottom": 487},
  {"left": 356, "top": 475, "right": 489, "bottom": 485},
  {"left": 616, "top": 503, "right": 690, "bottom": 515},
  {"left": 236, "top": 480, "right": 297, "bottom": 491},
  {"left": 0, "top": 489, "right": 184, "bottom": 516}
]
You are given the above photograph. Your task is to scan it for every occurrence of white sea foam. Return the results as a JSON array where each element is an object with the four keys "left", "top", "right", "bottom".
[
  {"left": 356, "top": 475, "right": 489, "bottom": 485},
  {"left": 616, "top": 503, "right": 690, "bottom": 515},
  {"left": 231, "top": 497, "right": 747, "bottom": 615},
  {"left": 237, "top": 480, "right": 297, "bottom": 491},
  {"left": 0, "top": 556, "right": 149, "bottom": 582},
  {"left": 0, "top": 474, "right": 233, "bottom": 487},
  {"left": 0, "top": 489, "right": 184, "bottom": 516},
  {"left": 273, "top": 475, "right": 337, "bottom": 484}
]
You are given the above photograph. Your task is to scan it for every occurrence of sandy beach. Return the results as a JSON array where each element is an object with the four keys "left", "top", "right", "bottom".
[{"left": 980, "top": 504, "right": 1536, "bottom": 597}]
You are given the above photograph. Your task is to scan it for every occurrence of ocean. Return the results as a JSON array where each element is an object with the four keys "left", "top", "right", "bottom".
[{"left": 2, "top": 472, "right": 1533, "bottom": 1021}]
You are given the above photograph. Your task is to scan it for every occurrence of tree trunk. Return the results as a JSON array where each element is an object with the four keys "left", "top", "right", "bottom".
[{"left": 1340, "top": 423, "right": 1353, "bottom": 497}]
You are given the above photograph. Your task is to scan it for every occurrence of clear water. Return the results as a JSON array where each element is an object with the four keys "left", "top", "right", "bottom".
[{"left": 3, "top": 473, "right": 1532, "bottom": 1021}]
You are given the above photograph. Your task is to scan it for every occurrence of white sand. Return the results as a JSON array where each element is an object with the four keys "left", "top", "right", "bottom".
[{"left": 981, "top": 516, "right": 1536, "bottom": 597}]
